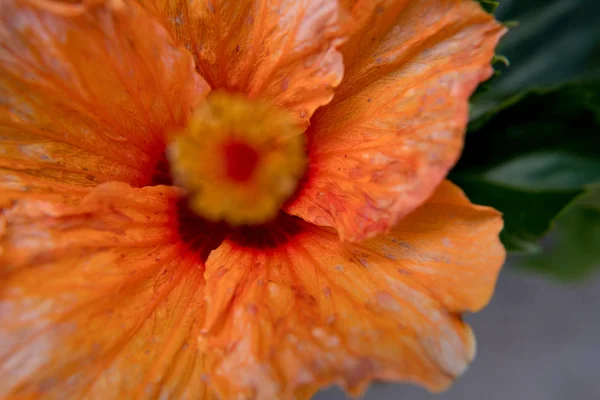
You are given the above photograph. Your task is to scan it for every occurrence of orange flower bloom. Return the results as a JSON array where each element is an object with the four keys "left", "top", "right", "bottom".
[{"left": 0, "top": 0, "right": 506, "bottom": 398}]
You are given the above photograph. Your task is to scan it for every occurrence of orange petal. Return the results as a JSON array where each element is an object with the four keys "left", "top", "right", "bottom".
[
  {"left": 0, "top": 182, "right": 219, "bottom": 399},
  {"left": 138, "top": 0, "right": 348, "bottom": 125},
  {"left": 286, "top": 0, "right": 506, "bottom": 241},
  {"left": 202, "top": 180, "right": 505, "bottom": 398},
  {"left": 0, "top": 0, "right": 209, "bottom": 199}
]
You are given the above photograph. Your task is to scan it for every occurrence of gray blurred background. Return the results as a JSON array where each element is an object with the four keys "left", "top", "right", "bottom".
[{"left": 316, "top": 269, "right": 600, "bottom": 400}]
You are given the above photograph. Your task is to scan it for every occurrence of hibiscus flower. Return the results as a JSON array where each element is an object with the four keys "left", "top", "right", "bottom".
[{"left": 0, "top": 0, "right": 506, "bottom": 398}]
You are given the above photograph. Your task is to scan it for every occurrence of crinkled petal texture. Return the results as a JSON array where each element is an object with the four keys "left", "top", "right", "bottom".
[
  {"left": 0, "top": 180, "right": 503, "bottom": 399},
  {"left": 286, "top": 0, "right": 507, "bottom": 241},
  {"left": 0, "top": 0, "right": 208, "bottom": 204},
  {"left": 0, "top": 183, "right": 504, "bottom": 399},
  {"left": 138, "top": 0, "right": 347, "bottom": 126},
  {"left": 202, "top": 181, "right": 504, "bottom": 398},
  {"left": 0, "top": 183, "right": 217, "bottom": 399},
  {"left": 1, "top": 0, "right": 506, "bottom": 399}
]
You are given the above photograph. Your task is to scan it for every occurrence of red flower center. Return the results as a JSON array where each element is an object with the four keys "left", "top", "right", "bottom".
[
  {"left": 223, "top": 141, "right": 259, "bottom": 182},
  {"left": 166, "top": 92, "right": 306, "bottom": 226}
]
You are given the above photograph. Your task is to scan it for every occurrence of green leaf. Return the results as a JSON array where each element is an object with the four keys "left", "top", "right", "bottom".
[
  {"left": 451, "top": 177, "right": 581, "bottom": 253},
  {"left": 463, "top": 80, "right": 600, "bottom": 167},
  {"left": 497, "top": 0, "right": 600, "bottom": 87},
  {"left": 479, "top": 152, "right": 600, "bottom": 191},
  {"left": 471, "top": 80, "right": 600, "bottom": 130},
  {"left": 453, "top": 80, "right": 600, "bottom": 253},
  {"left": 462, "top": 0, "right": 600, "bottom": 274},
  {"left": 514, "top": 187, "right": 600, "bottom": 280},
  {"left": 476, "top": 0, "right": 500, "bottom": 14},
  {"left": 471, "top": 0, "right": 600, "bottom": 118}
]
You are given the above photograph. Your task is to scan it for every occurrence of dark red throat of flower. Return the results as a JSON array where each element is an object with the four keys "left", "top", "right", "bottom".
[{"left": 223, "top": 141, "right": 259, "bottom": 182}]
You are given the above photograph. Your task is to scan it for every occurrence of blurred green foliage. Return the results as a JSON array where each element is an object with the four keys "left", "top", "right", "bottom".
[
  {"left": 476, "top": 0, "right": 500, "bottom": 14},
  {"left": 517, "top": 187, "right": 600, "bottom": 281},
  {"left": 458, "top": 0, "right": 600, "bottom": 280},
  {"left": 456, "top": 81, "right": 600, "bottom": 253}
]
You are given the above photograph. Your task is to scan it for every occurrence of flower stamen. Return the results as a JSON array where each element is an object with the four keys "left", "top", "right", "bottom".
[{"left": 167, "top": 92, "right": 306, "bottom": 226}]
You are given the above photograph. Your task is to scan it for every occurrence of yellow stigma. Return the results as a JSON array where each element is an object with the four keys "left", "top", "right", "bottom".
[{"left": 167, "top": 92, "right": 307, "bottom": 225}]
